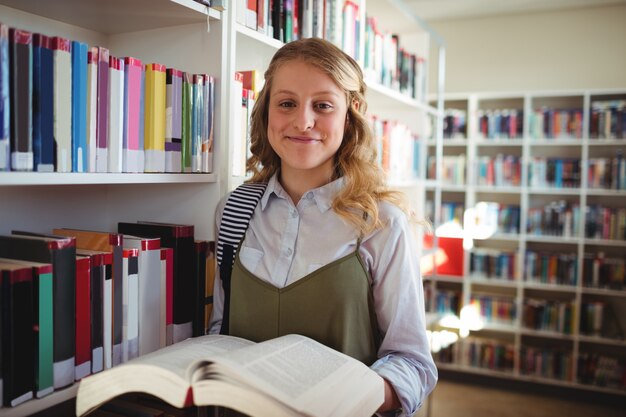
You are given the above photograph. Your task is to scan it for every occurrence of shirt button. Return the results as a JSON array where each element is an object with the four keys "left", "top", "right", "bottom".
[
  {"left": 306, "top": 192, "right": 314, "bottom": 200},
  {"left": 291, "top": 210, "right": 298, "bottom": 218},
  {"left": 284, "top": 248, "right": 293, "bottom": 256}
]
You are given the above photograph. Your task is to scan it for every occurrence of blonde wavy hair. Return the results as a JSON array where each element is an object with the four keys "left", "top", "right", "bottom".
[{"left": 246, "top": 37, "right": 408, "bottom": 235}]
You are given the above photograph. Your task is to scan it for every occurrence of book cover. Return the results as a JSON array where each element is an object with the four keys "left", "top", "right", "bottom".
[
  {"left": 0, "top": 23, "right": 8, "bottom": 171},
  {"left": 0, "top": 262, "right": 35, "bottom": 407},
  {"left": 144, "top": 63, "right": 166, "bottom": 172},
  {"left": 9, "top": 28, "right": 34, "bottom": 171},
  {"left": 0, "top": 233, "right": 76, "bottom": 390},
  {"left": 71, "top": 40, "right": 88, "bottom": 172},
  {"left": 165, "top": 68, "right": 182, "bottom": 173},
  {"left": 108, "top": 56, "right": 124, "bottom": 173},
  {"left": 86, "top": 47, "right": 98, "bottom": 172},
  {"left": 76, "top": 334, "right": 384, "bottom": 417},
  {"left": 194, "top": 241, "right": 208, "bottom": 338},
  {"left": 118, "top": 221, "right": 195, "bottom": 344},
  {"left": 204, "top": 241, "right": 216, "bottom": 335},
  {"left": 32, "top": 33, "right": 55, "bottom": 172},
  {"left": 51, "top": 36, "right": 72, "bottom": 172},
  {"left": 204, "top": 74, "right": 215, "bottom": 173},
  {"left": 95, "top": 46, "right": 110, "bottom": 173},
  {"left": 123, "top": 57, "right": 144, "bottom": 173},
  {"left": 0, "top": 257, "right": 54, "bottom": 399},
  {"left": 75, "top": 254, "right": 92, "bottom": 380}
]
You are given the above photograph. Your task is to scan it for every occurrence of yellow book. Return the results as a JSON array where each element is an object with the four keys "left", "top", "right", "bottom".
[{"left": 144, "top": 63, "right": 166, "bottom": 172}]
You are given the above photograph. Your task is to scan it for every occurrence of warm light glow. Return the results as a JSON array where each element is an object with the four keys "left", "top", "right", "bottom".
[
  {"left": 427, "top": 329, "right": 459, "bottom": 353},
  {"left": 420, "top": 248, "right": 449, "bottom": 275}
]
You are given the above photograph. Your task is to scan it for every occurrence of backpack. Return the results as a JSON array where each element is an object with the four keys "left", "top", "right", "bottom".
[{"left": 216, "top": 182, "right": 267, "bottom": 334}]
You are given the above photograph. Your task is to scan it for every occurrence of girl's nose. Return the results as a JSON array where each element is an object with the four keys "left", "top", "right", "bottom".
[{"left": 292, "top": 106, "right": 314, "bottom": 132}]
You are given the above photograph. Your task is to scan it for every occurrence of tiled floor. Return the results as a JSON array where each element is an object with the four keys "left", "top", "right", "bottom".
[{"left": 416, "top": 377, "right": 625, "bottom": 417}]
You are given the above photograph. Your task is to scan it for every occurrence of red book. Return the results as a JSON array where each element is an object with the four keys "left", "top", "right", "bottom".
[{"left": 75, "top": 255, "right": 91, "bottom": 381}]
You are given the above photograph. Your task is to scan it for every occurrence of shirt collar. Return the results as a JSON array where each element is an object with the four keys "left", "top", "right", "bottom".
[{"left": 260, "top": 173, "right": 344, "bottom": 213}]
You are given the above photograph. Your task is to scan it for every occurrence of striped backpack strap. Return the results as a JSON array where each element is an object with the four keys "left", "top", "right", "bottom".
[{"left": 216, "top": 182, "right": 267, "bottom": 334}]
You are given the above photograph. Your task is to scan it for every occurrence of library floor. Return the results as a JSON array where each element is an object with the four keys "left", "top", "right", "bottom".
[{"left": 416, "top": 378, "right": 625, "bottom": 417}]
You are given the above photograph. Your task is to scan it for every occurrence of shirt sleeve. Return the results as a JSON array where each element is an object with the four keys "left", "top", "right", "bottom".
[{"left": 363, "top": 204, "right": 438, "bottom": 416}]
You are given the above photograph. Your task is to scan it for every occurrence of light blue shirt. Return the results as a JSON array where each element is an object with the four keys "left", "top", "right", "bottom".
[{"left": 210, "top": 173, "right": 437, "bottom": 416}]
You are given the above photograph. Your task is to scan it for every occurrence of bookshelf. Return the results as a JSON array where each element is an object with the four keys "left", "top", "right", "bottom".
[
  {"left": 425, "top": 89, "right": 626, "bottom": 396},
  {"left": 0, "top": 0, "right": 445, "bottom": 415}
]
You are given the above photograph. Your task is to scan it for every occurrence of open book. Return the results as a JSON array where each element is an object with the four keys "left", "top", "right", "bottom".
[{"left": 76, "top": 334, "right": 384, "bottom": 417}]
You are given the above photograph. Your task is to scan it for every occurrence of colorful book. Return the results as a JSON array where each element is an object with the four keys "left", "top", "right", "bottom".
[
  {"left": 123, "top": 57, "right": 143, "bottom": 173},
  {"left": 86, "top": 47, "right": 98, "bottom": 172},
  {"left": 95, "top": 46, "right": 110, "bottom": 173},
  {"left": 0, "top": 233, "right": 76, "bottom": 390},
  {"left": 9, "top": 28, "right": 34, "bottom": 171},
  {"left": 52, "top": 228, "right": 124, "bottom": 368},
  {"left": 191, "top": 73, "right": 204, "bottom": 173},
  {"left": 52, "top": 36, "right": 72, "bottom": 172},
  {"left": 201, "top": 74, "right": 211, "bottom": 173},
  {"left": 165, "top": 68, "right": 182, "bottom": 173},
  {"left": 144, "top": 63, "right": 166, "bottom": 172},
  {"left": 71, "top": 40, "right": 88, "bottom": 172},
  {"left": 0, "top": 258, "right": 54, "bottom": 399},
  {"left": 75, "top": 255, "right": 91, "bottom": 380},
  {"left": 108, "top": 56, "right": 124, "bottom": 173},
  {"left": 181, "top": 72, "right": 192, "bottom": 172},
  {"left": 32, "top": 33, "right": 55, "bottom": 172},
  {"left": 0, "top": 262, "right": 35, "bottom": 407},
  {"left": 0, "top": 23, "right": 8, "bottom": 171}
]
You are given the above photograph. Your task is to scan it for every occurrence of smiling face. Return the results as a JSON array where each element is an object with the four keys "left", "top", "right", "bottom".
[{"left": 267, "top": 59, "right": 349, "bottom": 182}]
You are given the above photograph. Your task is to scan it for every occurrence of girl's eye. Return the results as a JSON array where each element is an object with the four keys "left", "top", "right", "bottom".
[
  {"left": 316, "top": 103, "right": 333, "bottom": 110},
  {"left": 278, "top": 101, "right": 295, "bottom": 108}
]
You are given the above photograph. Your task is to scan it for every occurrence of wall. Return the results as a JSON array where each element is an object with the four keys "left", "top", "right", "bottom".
[{"left": 426, "top": 4, "right": 626, "bottom": 93}]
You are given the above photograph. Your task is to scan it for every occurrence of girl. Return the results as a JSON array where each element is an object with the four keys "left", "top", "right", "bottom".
[{"left": 210, "top": 37, "right": 437, "bottom": 416}]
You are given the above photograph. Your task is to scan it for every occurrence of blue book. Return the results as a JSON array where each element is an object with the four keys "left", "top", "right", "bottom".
[
  {"left": 0, "top": 23, "right": 9, "bottom": 171},
  {"left": 32, "top": 33, "right": 55, "bottom": 172},
  {"left": 72, "top": 40, "right": 88, "bottom": 172}
]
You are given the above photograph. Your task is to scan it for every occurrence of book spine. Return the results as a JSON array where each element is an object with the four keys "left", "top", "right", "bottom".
[
  {"left": 108, "top": 56, "right": 124, "bottom": 173},
  {"left": 71, "top": 40, "right": 88, "bottom": 173},
  {"left": 191, "top": 73, "right": 204, "bottom": 173},
  {"left": 34, "top": 266, "right": 54, "bottom": 398},
  {"left": 90, "top": 254, "right": 104, "bottom": 374},
  {"left": 144, "top": 63, "right": 166, "bottom": 172},
  {"left": 181, "top": 72, "right": 192, "bottom": 172},
  {"left": 96, "top": 47, "right": 110, "bottom": 173},
  {"left": 32, "top": 33, "right": 55, "bottom": 172},
  {"left": 9, "top": 28, "right": 34, "bottom": 171},
  {"left": 165, "top": 68, "right": 182, "bottom": 173},
  {"left": 0, "top": 23, "right": 8, "bottom": 171},
  {"left": 123, "top": 57, "right": 143, "bottom": 173},
  {"left": 86, "top": 47, "right": 98, "bottom": 172},
  {"left": 52, "top": 36, "right": 72, "bottom": 172},
  {"left": 75, "top": 256, "right": 91, "bottom": 380}
]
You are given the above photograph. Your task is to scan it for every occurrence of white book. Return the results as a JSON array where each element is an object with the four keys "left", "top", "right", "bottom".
[
  {"left": 122, "top": 235, "right": 162, "bottom": 356},
  {"left": 103, "top": 270, "right": 113, "bottom": 370},
  {"left": 52, "top": 37, "right": 72, "bottom": 172},
  {"left": 76, "top": 334, "right": 384, "bottom": 417},
  {"left": 122, "top": 249, "right": 139, "bottom": 362}
]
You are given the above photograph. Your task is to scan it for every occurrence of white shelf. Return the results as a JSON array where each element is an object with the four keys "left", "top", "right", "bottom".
[
  {"left": 1, "top": 384, "right": 78, "bottom": 417},
  {"left": 0, "top": 172, "right": 218, "bottom": 186}
]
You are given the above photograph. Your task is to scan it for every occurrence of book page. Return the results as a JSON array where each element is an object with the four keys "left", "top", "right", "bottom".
[{"left": 196, "top": 334, "right": 384, "bottom": 417}]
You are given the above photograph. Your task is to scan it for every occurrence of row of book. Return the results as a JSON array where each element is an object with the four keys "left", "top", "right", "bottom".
[
  {"left": 587, "top": 154, "right": 626, "bottom": 190},
  {"left": 577, "top": 353, "right": 626, "bottom": 391},
  {"left": 527, "top": 200, "right": 580, "bottom": 238},
  {"left": 426, "top": 155, "right": 466, "bottom": 185},
  {"left": 370, "top": 117, "right": 420, "bottom": 183},
  {"left": 524, "top": 251, "right": 578, "bottom": 287},
  {"left": 590, "top": 100, "right": 626, "bottom": 139},
  {"left": 0, "top": 224, "right": 215, "bottom": 409},
  {"left": 527, "top": 157, "right": 581, "bottom": 188},
  {"left": 0, "top": 23, "right": 215, "bottom": 173},
  {"left": 582, "top": 253, "right": 625, "bottom": 290},
  {"left": 469, "top": 249, "right": 518, "bottom": 281},
  {"left": 442, "top": 109, "right": 467, "bottom": 139},
  {"left": 434, "top": 290, "right": 461, "bottom": 316},
  {"left": 469, "top": 295, "right": 517, "bottom": 325},
  {"left": 528, "top": 108, "right": 584, "bottom": 140},
  {"left": 519, "top": 346, "right": 573, "bottom": 381},
  {"left": 475, "top": 154, "right": 522, "bottom": 187},
  {"left": 459, "top": 337, "right": 515, "bottom": 373},
  {"left": 477, "top": 109, "right": 524, "bottom": 140},
  {"left": 585, "top": 205, "right": 626, "bottom": 241},
  {"left": 522, "top": 298, "right": 576, "bottom": 335}
]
